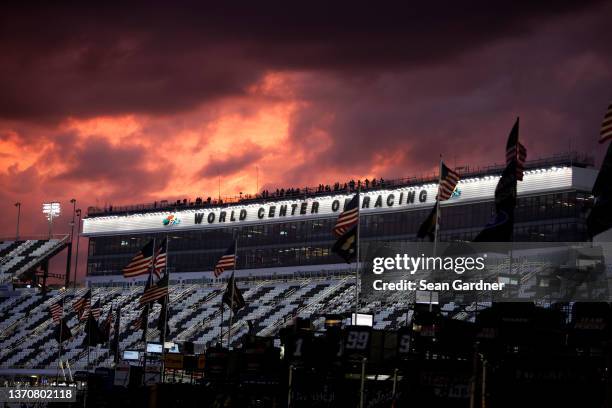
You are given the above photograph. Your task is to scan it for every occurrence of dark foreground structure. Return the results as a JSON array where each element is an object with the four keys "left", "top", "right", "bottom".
[{"left": 3, "top": 301, "right": 609, "bottom": 408}]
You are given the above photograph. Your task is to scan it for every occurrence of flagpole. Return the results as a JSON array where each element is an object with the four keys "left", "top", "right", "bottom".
[
  {"left": 431, "top": 155, "right": 443, "bottom": 311},
  {"left": 355, "top": 186, "right": 361, "bottom": 316},
  {"left": 113, "top": 305, "right": 121, "bottom": 365},
  {"left": 87, "top": 309, "right": 91, "bottom": 370},
  {"left": 218, "top": 297, "right": 224, "bottom": 346},
  {"left": 56, "top": 290, "right": 66, "bottom": 382},
  {"left": 227, "top": 238, "right": 238, "bottom": 348},
  {"left": 433, "top": 155, "right": 442, "bottom": 255},
  {"left": 161, "top": 235, "right": 170, "bottom": 383},
  {"left": 142, "top": 236, "right": 156, "bottom": 386}
]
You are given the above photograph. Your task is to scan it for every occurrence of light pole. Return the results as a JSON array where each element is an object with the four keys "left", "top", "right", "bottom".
[
  {"left": 73, "top": 209, "right": 82, "bottom": 290},
  {"left": 65, "top": 199, "right": 76, "bottom": 288},
  {"left": 42, "top": 202, "right": 61, "bottom": 239},
  {"left": 14, "top": 202, "right": 21, "bottom": 240}
]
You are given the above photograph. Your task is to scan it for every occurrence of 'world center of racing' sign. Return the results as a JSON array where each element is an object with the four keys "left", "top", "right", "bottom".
[{"left": 82, "top": 166, "right": 579, "bottom": 237}]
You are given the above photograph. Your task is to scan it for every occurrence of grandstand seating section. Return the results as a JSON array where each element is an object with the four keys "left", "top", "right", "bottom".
[
  {"left": 0, "top": 239, "right": 68, "bottom": 283},
  {"left": 1, "top": 252, "right": 596, "bottom": 372},
  {"left": 0, "top": 275, "right": 417, "bottom": 370}
]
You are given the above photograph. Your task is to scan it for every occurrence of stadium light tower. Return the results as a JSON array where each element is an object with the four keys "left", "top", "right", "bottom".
[
  {"left": 65, "top": 198, "right": 77, "bottom": 287},
  {"left": 42, "top": 202, "right": 61, "bottom": 238}
]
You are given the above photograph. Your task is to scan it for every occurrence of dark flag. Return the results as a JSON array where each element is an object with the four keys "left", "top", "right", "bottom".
[
  {"left": 122, "top": 239, "right": 155, "bottom": 278},
  {"left": 223, "top": 273, "right": 246, "bottom": 313},
  {"left": 599, "top": 103, "right": 612, "bottom": 144},
  {"left": 110, "top": 305, "right": 121, "bottom": 363},
  {"left": 157, "top": 297, "right": 171, "bottom": 342},
  {"left": 132, "top": 307, "right": 149, "bottom": 331},
  {"left": 49, "top": 301, "right": 63, "bottom": 323},
  {"left": 139, "top": 272, "right": 169, "bottom": 306},
  {"left": 473, "top": 162, "right": 517, "bottom": 242},
  {"left": 505, "top": 118, "right": 527, "bottom": 180},
  {"left": 72, "top": 289, "right": 91, "bottom": 320},
  {"left": 438, "top": 163, "right": 460, "bottom": 201},
  {"left": 154, "top": 238, "right": 167, "bottom": 278},
  {"left": 214, "top": 242, "right": 236, "bottom": 278},
  {"left": 82, "top": 312, "right": 105, "bottom": 347},
  {"left": 587, "top": 142, "right": 612, "bottom": 238},
  {"left": 333, "top": 193, "right": 359, "bottom": 237},
  {"left": 332, "top": 226, "right": 358, "bottom": 263},
  {"left": 247, "top": 320, "right": 256, "bottom": 335},
  {"left": 100, "top": 306, "right": 112, "bottom": 344},
  {"left": 54, "top": 317, "right": 73, "bottom": 344},
  {"left": 417, "top": 202, "right": 438, "bottom": 241}
]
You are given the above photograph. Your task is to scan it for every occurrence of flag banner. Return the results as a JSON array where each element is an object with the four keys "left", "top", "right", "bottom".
[
  {"left": 474, "top": 163, "right": 517, "bottom": 242},
  {"left": 132, "top": 307, "right": 148, "bottom": 331},
  {"left": 332, "top": 226, "right": 358, "bottom": 263},
  {"left": 157, "top": 297, "right": 171, "bottom": 342},
  {"left": 54, "top": 317, "right": 73, "bottom": 344},
  {"left": 154, "top": 238, "right": 167, "bottom": 278},
  {"left": 122, "top": 239, "right": 155, "bottom": 278},
  {"left": 111, "top": 305, "right": 121, "bottom": 362},
  {"left": 72, "top": 289, "right": 91, "bottom": 320},
  {"left": 223, "top": 273, "right": 246, "bottom": 313},
  {"left": 139, "top": 272, "right": 169, "bottom": 306},
  {"left": 333, "top": 193, "right": 359, "bottom": 237},
  {"left": 438, "top": 163, "right": 460, "bottom": 201},
  {"left": 100, "top": 306, "right": 112, "bottom": 344},
  {"left": 505, "top": 118, "right": 527, "bottom": 181},
  {"left": 417, "top": 202, "right": 438, "bottom": 241},
  {"left": 588, "top": 143, "right": 612, "bottom": 237},
  {"left": 81, "top": 313, "right": 105, "bottom": 347},
  {"left": 214, "top": 242, "right": 236, "bottom": 278},
  {"left": 89, "top": 299, "right": 101, "bottom": 320},
  {"left": 49, "top": 301, "right": 63, "bottom": 323},
  {"left": 599, "top": 103, "right": 612, "bottom": 144}
]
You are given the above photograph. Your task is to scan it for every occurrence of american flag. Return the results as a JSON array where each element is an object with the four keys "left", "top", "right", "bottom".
[
  {"left": 333, "top": 193, "right": 359, "bottom": 237},
  {"left": 214, "top": 243, "right": 236, "bottom": 278},
  {"left": 505, "top": 118, "right": 527, "bottom": 181},
  {"left": 600, "top": 103, "right": 612, "bottom": 144},
  {"left": 49, "top": 301, "right": 63, "bottom": 323},
  {"left": 438, "top": 163, "right": 460, "bottom": 201},
  {"left": 139, "top": 273, "right": 169, "bottom": 306},
  {"left": 153, "top": 238, "right": 167, "bottom": 278},
  {"left": 122, "top": 240, "right": 155, "bottom": 278},
  {"left": 73, "top": 289, "right": 91, "bottom": 320},
  {"left": 89, "top": 300, "right": 101, "bottom": 320}
]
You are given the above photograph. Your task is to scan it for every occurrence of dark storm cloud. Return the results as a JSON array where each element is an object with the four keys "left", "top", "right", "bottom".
[
  {"left": 52, "top": 136, "right": 172, "bottom": 196},
  {"left": 0, "top": 1, "right": 603, "bottom": 121},
  {"left": 274, "top": 1, "right": 612, "bottom": 185},
  {"left": 199, "top": 147, "right": 263, "bottom": 179}
]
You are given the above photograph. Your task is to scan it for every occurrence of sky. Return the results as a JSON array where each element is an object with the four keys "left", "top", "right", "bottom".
[{"left": 1, "top": 2, "right": 611, "bottom": 281}]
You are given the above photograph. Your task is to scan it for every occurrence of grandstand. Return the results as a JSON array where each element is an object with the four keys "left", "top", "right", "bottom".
[
  {"left": 0, "top": 152, "right": 609, "bottom": 407},
  {"left": 0, "top": 236, "right": 69, "bottom": 285},
  {"left": 1, "top": 272, "right": 414, "bottom": 371},
  {"left": 0, "top": 153, "right": 603, "bottom": 373}
]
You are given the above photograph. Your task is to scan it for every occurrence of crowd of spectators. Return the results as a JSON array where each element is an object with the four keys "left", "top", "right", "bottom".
[
  {"left": 258, "top": 177, "right": 387, "bottom": 199},
  {"left": 92, "top": 177, "right": 394, "bottom": 216}
]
